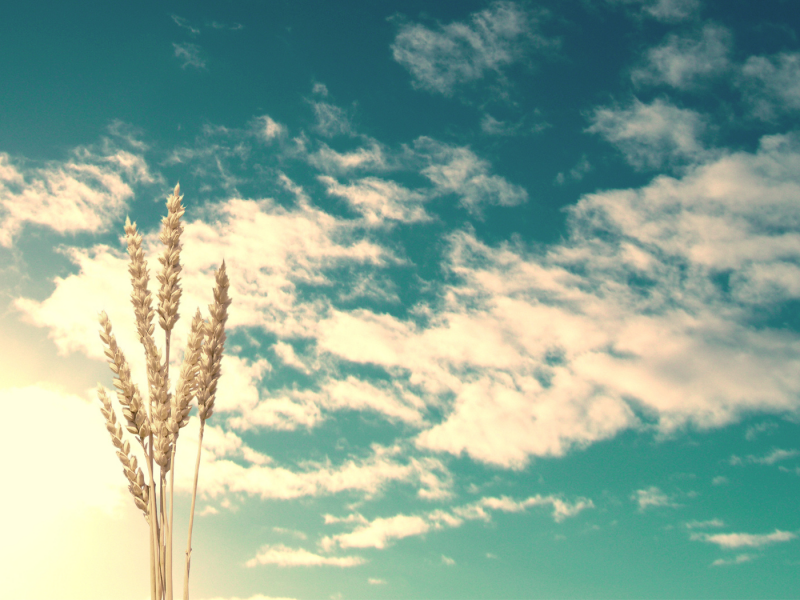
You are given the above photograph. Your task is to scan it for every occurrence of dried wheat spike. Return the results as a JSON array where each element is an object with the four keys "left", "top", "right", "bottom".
[
  {"left": 125, "top": 216, "right": 172, "bottom": 470},
  {"left": 157, "top": 182, "right": 184, "bottom": 336},
  {"left": 98, "top": 385, "right": 150, "bottom": 519},
  {"left": 99, "top": 312, "right": 152, "bottom": 441},
  {"left": 196, "top": 261, "right": 232, "bottom": 422},
  {"left": 168, "top": 308, "right": 205, "bottom": 443}
]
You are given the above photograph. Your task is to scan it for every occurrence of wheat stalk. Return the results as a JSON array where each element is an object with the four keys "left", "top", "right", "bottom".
[{"left": 97, "top": 183, "right": 231, "bottom": 600}]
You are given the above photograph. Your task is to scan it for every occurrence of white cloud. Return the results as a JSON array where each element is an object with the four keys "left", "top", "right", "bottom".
[
  {"left": 391, "top": 1, "right": 554, "bottom": 96},
  {"left": 312, "top": 102, "right": 352, "bottom": 137},
  {"left": 255, "top": 115, "right": 287, "bottom": 142},
  {"left": 730, "top": 448, "right": 800, "bottom": 466},
  {"left": 685, "top": 519, "right": 725, "bottom": 529},
  {"left": 318, "top": 133, "right": 800, "bottom": 468},
  {"left": 479, "top": 494, "right": 594, "bottom": 522},
  {"left": 607, "top": 0, "right": 700, "bottom": 22},
  {"left": 171, "top": 441, "right": 453, "bottom": 502},
  {"left": 632, "top": 24, "right": 732, "bottom": 89},
  {"left": 367, "top": 578, "right": 386, "bottom": 585},
  {"left": 272, "top": 341, "right": 310, "bottom": 373},
  {"left": 321, "top": 492, "right": 590, "bottom": 553},
  {"left": 245, "top": 544, "right": 365, "bottom": 567},
  {"left": 308, "top": 142, "right": 386, "bottom": 174},
  {"left": 691, "top": 529, "right": 797, "bottom": 549},
  {"left": 739, "top": 52, "right": 800, "bottom": 121},
  {"left": 744, "top": 421, "right": 778, "bottom": 441},
  {"left": 555, "top": 154, "right": 591, "bottom": 185},
  {"left": 319, "top": 176, "right": 430, "bottom": 225},
  {"left": 711, "top": 554, "right": 756, "bottom": 567},
  {"left": 322, "top": 514, "right": 430, "bottom": 550},
  {"left": 173, "top": 42, "right": 206, "bottom": 69},
  {"left": 441, "top": 555, "right": 456, "bottom": 566},
  {"left": 171, "top": 15, "right": 200, "bottom": 35},
  {"left": 416, "top": 137, "right": 528, "bottom": 215},
  {"left": 0, "top": 148, "right": 146, "bottom": 247},
  {"left": 586, "top": 97, "right": 708, "bottom": 169},
  {"left": 631, "top": 486, "right": 676, "bottom": 511}
]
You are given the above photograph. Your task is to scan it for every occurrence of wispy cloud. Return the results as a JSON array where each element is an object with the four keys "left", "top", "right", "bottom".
[
  {"left": 685, "top": 518, "right": 725, "bottom": 529},
  {"left": 319, "top": 176, "right": 430, "bottom": 226},
  {"left": 632, "top": 486, "right": 678, "bottom": 511},
  {"left": 391, "top": 1, "right": 556, "bottom": 97},
  {"left": 606, "top": 0, "right": 701, "bottom": 23},
  {"left": 173, "top": 42, "right": 207, "bottom": 69},
  {"left": 311, "top": 102, "right": 353, "bottom": 137},
  {"left": 729, "top": 448, "right": 800, "bottom": 466},
  {"left": 322, "top": 514, "right": 431, "bottom": 550},
  {"left": 586, "top": 97, "right": 709, "bottom": 170},
  {"left": 416, "top": 137, "right": 528, "bottom": 216},
  {"left": 245, "top": 544, "right": 366, "bottom": 567},
  {"left": 739, "top": 52, "right": 800, "bottom": 121},
  {"left": 320, "top": 492, "right": 591, "bottom": 551},
  {"left": 691, "top": 529, "right": 797, "bottom": 549},
  {"left": 171, "top": 14, "right": 200, "bottom": 35},
  {"left": 0, "top": 142, "right": 152, "bottom": 247},
  {"left": 632, "top": 23, "right": 732, "bottom": 89},
  {"left": 711, "top": 554, "right": 756, "bottom": 567}
]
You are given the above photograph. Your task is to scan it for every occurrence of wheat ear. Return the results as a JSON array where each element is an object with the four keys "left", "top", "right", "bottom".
[
  {"left": 184, "top": 260, "right": 231, "bottom": 600},
  {"left": 156, "top": 183, "right": 186, "bottom": 600},
  {"left": 98, "top": 385, "right": 150, "bottom": 518},
  {"left": 123, "top": 215, "right": 168, "bottom": 599}
]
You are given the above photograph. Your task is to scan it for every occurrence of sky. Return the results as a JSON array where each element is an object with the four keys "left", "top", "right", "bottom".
[{"left": 1, "top": 0, "right": 800, "bottom": 598}]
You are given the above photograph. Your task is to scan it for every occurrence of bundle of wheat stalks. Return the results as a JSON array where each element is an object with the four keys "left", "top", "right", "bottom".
[{"left": 97, "top": 183, "right": 231, "bottom": 600}]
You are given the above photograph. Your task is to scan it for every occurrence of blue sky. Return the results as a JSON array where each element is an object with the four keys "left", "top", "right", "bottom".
[{"left": 2, "top": 1, "right": 800, "bottom": 598}]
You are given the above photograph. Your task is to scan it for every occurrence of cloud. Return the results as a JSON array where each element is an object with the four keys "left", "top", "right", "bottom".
[
  {"left": 171, "top": 15, "right": 200, "bottom": 35},
  {"left": 367, "top": 578, "right": 387, "bottom": 585},
  {"left": 745, "top": 421, "right": 778, "bottom": 441},
  {"left": 479, "top": 494, "right": 594, "bottom": 522},
  {"left": 632, "top": 24, "right": 732, "bottom": 89},
  {"left": 319, "top": 132, "right": 800, "bottom": 469},
  {"left": 685, "top": 519, "right": 725, "bottom": 529},
  {"left": 308, "top": 142, "right": 387, "bottom": 174},
  {"left": 319, "top": 176, "right": 430, "bottom": 225},
  {"left": 254, "top": 115, "right": 287, "bottom": 142},
  {"left": 173, "top": 42, "right": 206, "bottom": 69},
  {"left": 691, "top": 529, "right": 797, "bottom": 549},
  {"left": 415, "top": 137, "right": 528, "bottom": 216},
  {"left": 631, "top": 486, "right": 677, "bottom": 511},
  {"left": 555, "top": 154, "right": 591, "bottom": 185},
  {"left": 739, "top": 52, "right": 800, "bottom": 121},
  {"left": 245, "top": 544, "right": 365, "bottom": 567},
  {"left": 0, "top": 145, "right": 151, "bottom": 247},
  {"left": 586, "top": 97, "right": 708, "bottom": 169},
  {"left": 729, "top": 448, "right": 800, "bottom": 466},
  {"left": 711, "top": 554, "right": 755, "bottom": 567},
  {"left": 312, "top": 102, "right": 353, "bottom": 137},
  {"left": 606, "top": 0, "right": 700, "bottom": 22},
  {"left": 441, "top": 555, "right": 456, "bottom": 566},
  {"left": 323, "top": 514, "right": 431, "bottom": 550},
  {"left": 321, "top": 492, "right": 591, "bottom": 552},
  {"left": 391, "top": 1, "right": 555, "bottom": 96}
]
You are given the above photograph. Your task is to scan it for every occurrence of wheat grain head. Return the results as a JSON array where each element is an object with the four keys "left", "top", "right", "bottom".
[
  {"left": 98, "top": 385, "right": 150, "bottom": 519},
  {"left": 196, "top": 261, "right": 231, "bottom": 422}
]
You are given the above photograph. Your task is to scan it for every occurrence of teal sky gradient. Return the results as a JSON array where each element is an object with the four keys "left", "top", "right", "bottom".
[{"left": 1, "top": 1, "right": 800, "bottom": 599}]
